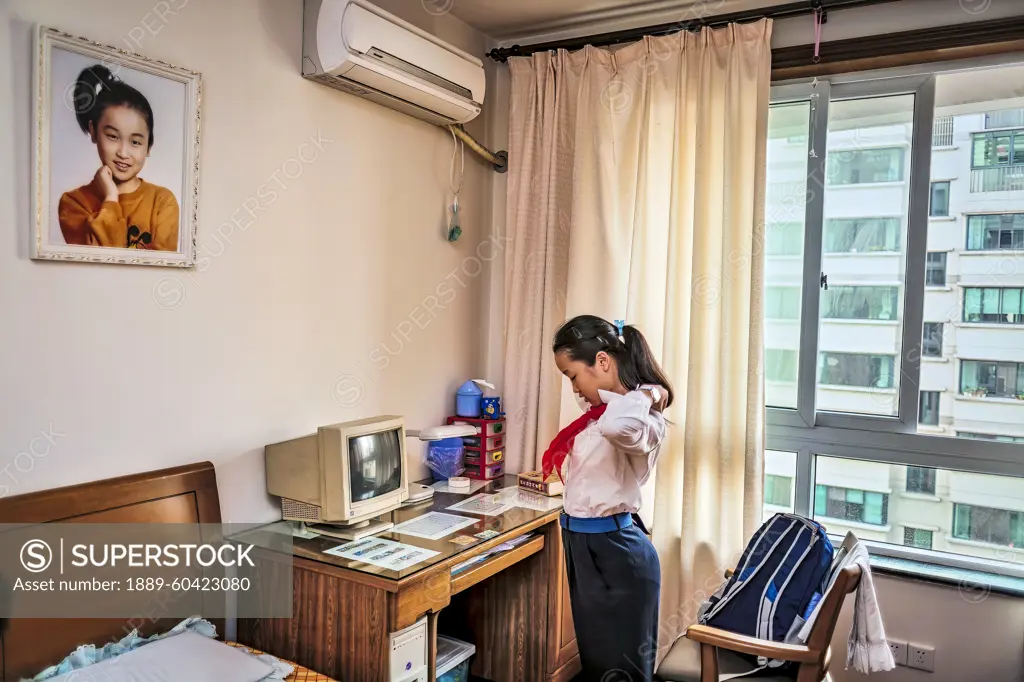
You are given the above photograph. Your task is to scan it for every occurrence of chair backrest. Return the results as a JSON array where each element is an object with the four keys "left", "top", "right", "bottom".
[
  {"left": 804, "top": 562, "right": 861, "bottom": 657},
  {"left": 722, "top": 530, "right": 863, "bottom": 659}
]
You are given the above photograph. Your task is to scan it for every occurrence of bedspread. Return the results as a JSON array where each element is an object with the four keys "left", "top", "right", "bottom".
[{"left": 226, "top": 642, "right": 339, "bottom": 682}]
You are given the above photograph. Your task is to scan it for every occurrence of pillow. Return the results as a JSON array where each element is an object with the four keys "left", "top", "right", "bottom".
[{"left": 49, "top": 632, "right": 274, "bottom": 682}]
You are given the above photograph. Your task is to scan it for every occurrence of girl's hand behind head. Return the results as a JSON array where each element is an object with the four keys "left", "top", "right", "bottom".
[{"left": 93, "top": 166, "right": 118, "bottom": 203}]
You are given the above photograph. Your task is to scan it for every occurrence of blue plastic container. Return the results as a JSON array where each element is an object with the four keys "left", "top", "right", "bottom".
[
  {"left": 426, "top": 437, "right": 466, "bottom": 481},
  {"left": 437, "top": 660, "right": 470, "bottom": 682},
  {"left": 456, "top": 380, "right": 484, "bottom": 417}
]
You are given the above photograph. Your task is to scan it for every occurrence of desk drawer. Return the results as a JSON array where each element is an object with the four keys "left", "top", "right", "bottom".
[{"left": 450, "top": 535, "right": 545, "bottom": 595}]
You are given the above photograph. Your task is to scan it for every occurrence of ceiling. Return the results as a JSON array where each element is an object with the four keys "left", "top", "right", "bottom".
[{"left": 447, "top": 0, "right": 799, "bottom": 42}]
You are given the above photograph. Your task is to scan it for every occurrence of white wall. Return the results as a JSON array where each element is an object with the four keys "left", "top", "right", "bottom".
[
  {"left": 0, "top": 0, "right": 500, "bottom": 524},
  {"left": 833, "top": 573, "right": 1024, "bottom": 682}
]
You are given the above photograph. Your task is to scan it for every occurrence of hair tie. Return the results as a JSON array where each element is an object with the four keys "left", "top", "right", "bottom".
[{"left": 614, "top": 319, "right": 625, "bottom": 344}]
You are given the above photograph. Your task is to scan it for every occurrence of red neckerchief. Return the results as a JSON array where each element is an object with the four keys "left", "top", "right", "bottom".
[{"left": 541, "top": 403, "right": 608, "bottom": 482}]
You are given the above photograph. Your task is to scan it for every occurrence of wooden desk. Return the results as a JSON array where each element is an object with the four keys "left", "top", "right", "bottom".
[{"left": 235, "top": 478, "right": 580, "bottom": 682}]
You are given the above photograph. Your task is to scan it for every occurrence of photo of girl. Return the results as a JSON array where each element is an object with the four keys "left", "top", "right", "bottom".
[
  {"left": 32, "top": 27, "right": 201, "bottom": 266},
  {"left": 58, "top": 64, "right": 179, "bottom": 251}
]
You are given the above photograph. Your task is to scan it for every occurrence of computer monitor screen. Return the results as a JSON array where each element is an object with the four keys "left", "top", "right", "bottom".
[{"left": 347, "top": 428, "right": 403, "bottom": 502}]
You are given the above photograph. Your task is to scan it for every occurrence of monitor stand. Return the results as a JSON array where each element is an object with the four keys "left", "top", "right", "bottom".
[{"left": 306, "top": 519, "right": 395, "bottom": 541}]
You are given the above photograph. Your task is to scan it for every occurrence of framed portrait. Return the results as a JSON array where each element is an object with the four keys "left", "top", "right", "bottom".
[{"left": 31, "top": 26, "right": 201, "bottom": 267}]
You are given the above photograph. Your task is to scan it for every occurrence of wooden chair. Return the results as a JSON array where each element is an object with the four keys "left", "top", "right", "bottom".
[{"left": 657, "top": 564, "right": 862, "bottom": 682}]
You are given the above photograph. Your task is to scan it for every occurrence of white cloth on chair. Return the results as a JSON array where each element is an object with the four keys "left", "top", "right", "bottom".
[{"left": 799, "top": 532, "right": 895, "bottom": 674}]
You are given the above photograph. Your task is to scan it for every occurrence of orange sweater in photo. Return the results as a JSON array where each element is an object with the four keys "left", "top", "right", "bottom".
[{"left": 58, "top": 179, "right": 180, "bottom": 251}]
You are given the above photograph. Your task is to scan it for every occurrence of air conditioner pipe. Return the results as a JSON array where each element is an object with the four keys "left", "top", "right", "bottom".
[{"left": 446, "top": 124, "right": 508, "bottom": 173}]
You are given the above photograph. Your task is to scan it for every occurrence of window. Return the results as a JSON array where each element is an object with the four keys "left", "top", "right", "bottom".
[
  {"left": 918, "top": 392, "right": 940, "bottom": 426},
  {"left": 824, "top": 218, "right": 900, "bottom": 253},
  {"left": 827, "top": 147, "right": 906, "bottom": 185},
  {"left": 929, "top": 181, "right": 950, "bottom": 217},
  {"left": 958, "top": 432, "right": 1024, "bottom": 444},
  {"left": 765, "top": 475, "right": 793, "bottom": 507},
  {"left": 819, "top": 352, "right": 895, "bottom": 389},
  {"left": 960, "top": 360, "right": 1024, "bottom": 399},
  {"left": 907, "top": 466, "right": 937, "bottom": 494},
  {"left": 766, "top": 222, "right": 804, "bottom": 256},
  {"left": 972, "top": 130, "right": 1024, "bottom": 168},
  {"left": 925, "top": 252, "right": 947, "bottom": 286},
  {"left": 814, "top": 485, "right": 888, "bottom": 525},
  {"left": 932, "top": 115, "right": 954, "bottom": 147},
  {"left": 822, "top": 286, "right": 898, "bottom": 321},
  {"left": 766, "top": 287, "right": 801, "bottom": 320},
  {"left": 964, "top": 288, "right": 1024, "bottom": 324},
  {"left": 765, "top": 348, "right": 798, "bottom": 382},
  {"left": 966, "top": 214, "right": 1024, "bottom": 250},
  {"left": 953, "top": 504, "right": 1024, "bottom": 547},
  {"left": 765, "top": 64, "right": 1024, "bottom": 569},
  {"left": 903, "top": 527, "right": 934, "bottom": 549},
  {"left": 922, "top": 323, "right": 943, "bottom": 357}
]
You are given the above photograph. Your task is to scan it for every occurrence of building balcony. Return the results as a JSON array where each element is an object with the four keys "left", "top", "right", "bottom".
[
  {"left": 765, "top": 319, "right": 800, "bottom": 350},
  {"left": 956, "top": 324, "right": 1024, "bottom": 363},
  {"left": 824, "top": 182, "right": 908, "bottom": 216},
  {"left": 949, "top": 469, "right": 1024, "bottom": 514},
  {"left": 822, "top": 252, "right": 903, "bottom": 281},
  {"left": 970, "top": 166, "right": 1024, "bottom": 193},
  {"left": 819, "top": 319, "right": 900, "bottom": 355},
  {"left": 958, "top": 253, "right": 1024, "bottom": 288},
  {"left": 953, "top": 394, "right": 1024, "bottom": 433}
]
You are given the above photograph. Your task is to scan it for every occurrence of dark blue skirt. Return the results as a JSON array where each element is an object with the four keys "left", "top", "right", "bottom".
[{"left": 562, "top": 516, "right": 661, "bottom": 682}]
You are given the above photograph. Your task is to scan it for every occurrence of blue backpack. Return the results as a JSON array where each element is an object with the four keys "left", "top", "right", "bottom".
[{"left": 697, "top": 514, "right": 835, "bottom": 676}]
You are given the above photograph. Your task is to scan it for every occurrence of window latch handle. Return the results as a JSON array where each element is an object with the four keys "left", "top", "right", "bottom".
[{"left": 820, "top": 272, "right": 828, "bottom": 290}]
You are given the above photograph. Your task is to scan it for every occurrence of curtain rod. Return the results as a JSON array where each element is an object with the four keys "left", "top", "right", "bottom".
[{"left": 485, "top": 0, "right": 903, "bottom": 62}]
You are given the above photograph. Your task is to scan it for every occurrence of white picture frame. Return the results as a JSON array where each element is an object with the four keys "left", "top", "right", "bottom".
[{"left": 31, "top": 26, "right": 201, "bottom": 267}]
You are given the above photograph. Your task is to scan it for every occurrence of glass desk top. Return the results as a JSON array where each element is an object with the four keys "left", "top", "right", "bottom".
[{"left": 230, "top": 477, "right": 564, "bottom": 582}]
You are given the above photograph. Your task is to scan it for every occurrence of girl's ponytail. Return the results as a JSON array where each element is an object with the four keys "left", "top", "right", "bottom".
[
  {"left": 71, "top": 64, "right": 155, "bottom": 148},
  {"left": 72, "top": 65, "right": 117, "bottom": 134},
  {"left": 619, "top": 324, "right": 674, "bottom": 408},
  {"left": 552, "top": 315, "right": 674, "bottom": 408}
]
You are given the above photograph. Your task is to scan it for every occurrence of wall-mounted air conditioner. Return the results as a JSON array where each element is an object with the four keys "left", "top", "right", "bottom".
[{"left": 302, "top": 0, "right": 485, "bottom": 126}]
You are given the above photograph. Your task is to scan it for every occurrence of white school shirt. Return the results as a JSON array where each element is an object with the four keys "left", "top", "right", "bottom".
[{"left": 561, "top": 388, "right": 667, "bottom": 519}]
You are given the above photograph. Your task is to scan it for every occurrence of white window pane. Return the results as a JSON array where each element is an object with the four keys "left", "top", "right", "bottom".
[
  {"left": 817, "top": 95, "right": 915, "bottom": 417},
  {"left": 919, "top": 66, "right": 1024, "bottom": 443},
  {"left": 817, "top": 455, "right": 1024, "bottom": 563},
  {"left": 765, "top": 103, "right": 810, "bottom": 410}
]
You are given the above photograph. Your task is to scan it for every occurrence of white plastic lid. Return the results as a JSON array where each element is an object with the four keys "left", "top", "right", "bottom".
[
  {"left": 436, "top": 635, "right": 476, "bottom": 677},
  {"left": 448, "top": 476, "right": 470, "bottom": 488}
]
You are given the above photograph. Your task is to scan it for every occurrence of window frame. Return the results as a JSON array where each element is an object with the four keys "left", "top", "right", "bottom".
[
  {"left": 925, "top": 252, "right": 947, "bottom": 286},
  {"left": 929, "top": 180, "right": 950, "bottom": 217},
  {"left": 918, "top": 391, "right": 940, "bottom": 426},
  {"left": 963, "top": 287, "right": 1024, "bottom": 324},
  {"left": 922, "top": 322, "right": 943, "bottom": 357},
  {"left": 906, "top": 466, "right": 937, "bottom": 494},
  {"left": 971, "top": 129, "right": 1024, "bottom": 169},
  {"left": 768, "top": 59, "right": 1024, "bottom": 578},
  {"left": 965, "top": 213, "right": 1024, "bottom": 251}
]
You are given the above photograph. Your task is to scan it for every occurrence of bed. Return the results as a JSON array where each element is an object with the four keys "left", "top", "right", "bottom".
[{"left": 0, "top": 462, "right": 337, "bottom": 682}]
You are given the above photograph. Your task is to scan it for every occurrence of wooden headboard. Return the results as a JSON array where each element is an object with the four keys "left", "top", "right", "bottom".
[{"left": 0, "top": 462, "right": 222, "bottom": 680}]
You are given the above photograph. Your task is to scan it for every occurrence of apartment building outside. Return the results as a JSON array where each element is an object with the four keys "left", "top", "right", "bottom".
[{"left": 764, "top": 91, "right": 1024, "bottom": 563}]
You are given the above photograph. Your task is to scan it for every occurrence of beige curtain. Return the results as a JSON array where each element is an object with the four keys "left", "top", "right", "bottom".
[{"left": 504, "top": 20, "right": 772, "bottom": 662}]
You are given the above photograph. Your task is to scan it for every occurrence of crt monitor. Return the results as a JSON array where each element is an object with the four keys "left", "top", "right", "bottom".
[{"left": 265, "top": 415, "right": 409, "bottom": 527}]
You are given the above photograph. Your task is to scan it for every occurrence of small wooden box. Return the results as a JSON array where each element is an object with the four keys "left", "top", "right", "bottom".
[{"left": 517, "top": 471, "right": 564, "bottom": 497}]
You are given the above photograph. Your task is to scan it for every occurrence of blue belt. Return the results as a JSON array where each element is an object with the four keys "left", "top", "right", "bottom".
[{"left": 560, "top": 512, "right": 633, "bottom": 533}]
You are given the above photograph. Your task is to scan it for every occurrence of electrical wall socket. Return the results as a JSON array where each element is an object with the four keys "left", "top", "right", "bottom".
[
  {"left": 888, "top": 640, "right": 908, "bottom": 666},
  {"left": 908, "top": 643, "right": 935, "bottom": 672}
]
